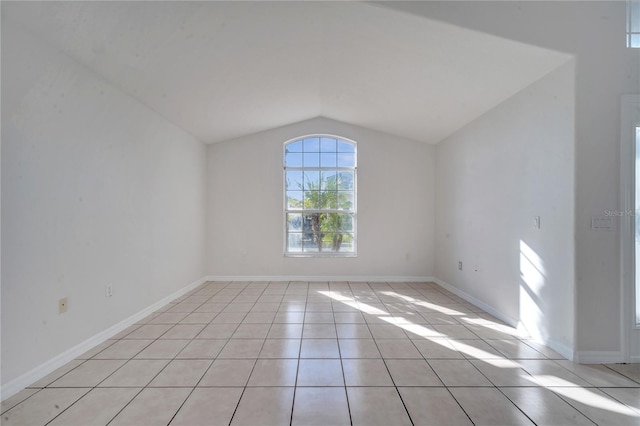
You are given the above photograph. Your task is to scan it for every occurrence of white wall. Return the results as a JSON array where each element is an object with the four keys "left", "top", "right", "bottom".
[
  {"left": 207, "top": 117, "right": 434, "bottom": 279},
  {"left": 387, "top": 1, "right": 640, "bottom": 358},
  {"left": 1, "top": 22, "right": 207, "bottom": 387},
  {"left": 435, "top": 62, "right": 576, "bottom": 355}
]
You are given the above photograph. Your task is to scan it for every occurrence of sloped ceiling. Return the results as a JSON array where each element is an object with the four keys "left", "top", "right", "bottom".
[{"left": 2, "top": 1, "right": 572, "bottom": 144}]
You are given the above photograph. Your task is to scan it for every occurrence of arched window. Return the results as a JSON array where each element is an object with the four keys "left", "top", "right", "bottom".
[{"left": 284, "top": 135, "right": 357, "bottom": 256}]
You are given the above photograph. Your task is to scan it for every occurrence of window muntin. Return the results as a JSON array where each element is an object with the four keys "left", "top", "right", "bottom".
[{"left": 284, "top": 135, "right": 356, "bottom": 256}]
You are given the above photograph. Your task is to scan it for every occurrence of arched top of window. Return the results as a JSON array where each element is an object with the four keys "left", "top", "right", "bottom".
[{"left": 284, "top": 135, "right": 356, "bottom": 169}]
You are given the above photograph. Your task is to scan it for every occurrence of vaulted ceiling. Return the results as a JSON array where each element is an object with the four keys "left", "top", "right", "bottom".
[{"left": 3, "top": 1, "right": 572, "bottom": 144}]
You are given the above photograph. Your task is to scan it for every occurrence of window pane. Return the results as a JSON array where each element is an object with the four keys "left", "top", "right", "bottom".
[
  {"left": 338, "top": 153, "right": 356, "bottom": 167},
  {"left": 337, "top": 171, "right": 354, "bottom": 190},
  {"left": 632, "top": 33, "right": 640, "bottom": 48},
  {"left": 339, "top": 233, "right": 355, "bottom": 252},
  {"left": 322, "top": 171, "right": 337, "bottom": 190},
  {"left": 303, "top": 171, "right": 320, "bottom": 190},
  {"left": 632, "top": 1, "right": 640, "bottom": 32},
  {"left": 286, "top": 171, "right": 303, "bottom": 190},
  {"left": 338, "top": 192, "right": 354, "bottom": 210},
  {"left": 288, "top": 233, "right": 302, "bottom": 252},
  {"left": 321, "top": 137, "right": 337, "bottom": 152},
  {"left": 338, "top": 141, "right": 355, "bottom": 153},
  {"left": 286, "top": 191, "right": 303, "bottom": 209},
  {"left": 321, "top": 152, "right": 337, "bottom": 167},
  {"left": 304, "top": 191, "right": 322, "bottom": 209},
  {"left": 287, "top": 213, "right": 302, "bottom": 231},
  {"left": 303, "top": 152, "right": 320, "bottom": 167},
  {"left": 303, "top": 137, "right": 320, "bottom": 152},
  {"left": 285, "top": 152, "right": 302, "bottom": 167},
  {"left": 338, "top": 213, "right": 354, "bottom": 232},
  {"left": 286, "top": 140, "right": 303, "bottom": 153}
]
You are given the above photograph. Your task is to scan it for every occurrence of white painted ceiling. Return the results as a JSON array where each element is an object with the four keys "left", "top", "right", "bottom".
[{"left": 3, "top": 1, "right": 571, "bottom": 144}]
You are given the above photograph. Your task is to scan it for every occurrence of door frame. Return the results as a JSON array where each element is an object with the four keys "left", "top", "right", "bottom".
[{"left": 620, "top": 94, "right": 640, "bottom": 363}]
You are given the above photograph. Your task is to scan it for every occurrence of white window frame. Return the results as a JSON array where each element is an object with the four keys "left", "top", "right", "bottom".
[{"left": 283, "top": 134, "right": 357, "bottom": 258}]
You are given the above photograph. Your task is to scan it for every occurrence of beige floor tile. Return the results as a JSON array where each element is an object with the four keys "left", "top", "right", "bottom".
[
  {"left": 28, "top": 360, "right": 84, "bottom": 388},
  {"left": 518, "top": 359, "right": 592, "bottom": 387},
  {"left": 231, "top": 323, "right": 270, "bottom": 339},
  {"left": 49, "top": 360, "right": 127, "bottom": 387},
  {"left": 110, "top": 324, "right": 143, "bottom": 339},
  {"left": 339, "top": 339, "right": 381, "bottom": 358},
  {"left": 550, "top": 386, "right": 640, "bottom": 425},
  {"left": 347, "top": 387, "right": 412, "bottom": 426},
  {"left": 124, "top": 324, "right": 173, "bottom": 339},
  {"left": 297, "top": 359, "right": 344, "bottom": 386},
  {"left": 243, "top": 311, "right": 276, "bottom": 323},
  {"left": 76, "top": 340, "right": 117, "bottom": 359},
  {"left": 420, "top": 313, "right": 461, "bottom": 325},
  {"left": 302, "top": 323, "right": 337, "bottom": 338},
  {"left": 176, "top": 339, "right": 227, "bottom": 359},
  {"left": 428, "top": 360, "right": 493, "bottom": 386},
  {"left": 386, "top": 359, "right": 443, "bottom": 386},
  {"left": 501, "top": 387, "right": 594, "bottom": 425},
  {"left": 412, "top": 338, "right": 465, "bottom": 359},
  {"left": 450, "top": 339, "right": 504, "bottom": 359},
  {"left": 166, "top": 302, "right": 201, "bottom": 313},
  {"left": 267, "top": 323, "right": 303, "bottom": 338},
  {"left": 306, "top": 303, "right": 333, "bottom": 312},
  {"left": 1, "top": 388, "right": 39, "bottom": 414},
  {"left": 197, "top": 323, "right": 238, "bottom": 339},
  {"left": 98, "top": 360, "right": 169, "bottom": 387},
  {"left": 212, "top": 312, "right": 247, "bottom": 323},
  {"left": 343, "top": 359, "right": 393, "bottom": 386},
  {"left": 369, "top": 324, "right": 409, "bottom": 339},
  {"left": 49, "top": 388, "right": 140, "bottom": 426},
  {"left": 520, "top": 339, "right": 565, "bottom": 359},
  {"left": 300, "top": 339, "right": 340, "bottom": 358},
  {"left": 222, "top": 303, "right": 254, "bottom": 313},
  {"left": 487, "top": 339, "right": 548, "bottom": 359},
  {"left": 160, "top": 324, "right": 205, "bottom": 339},
  {"left": 149, "top": 359, "right": 211, "bottom": 387},
  {"left": 334, "top": 312, "right": 366, "bottom": 323},
  {"left": 134, "top": 339, "right": 190, "bottom": 359},
  {"left": 92, "top": 339, "right": 152, "bottom": 359},
  {"left": 471, "top": 359, "right": 539, "bottom": 387},
  {"left": 336, "top": 323, "right": 373, "bottom": 339},
  {"left": 179, "top": 312, "right": 217, "bottom": 324},
  {"left": 555, "top": 361, "right": 640, "bottom": 387},
  {"left": 601, "top": 387, "right": 640, "bottom": 413},
  {"left": 251, "top": 302, "right": 281, "bottom": 312},
  {"left": 259, "top": 339, "right": 301, "bottom": 358},
  {"left": 109, "top": 388, "right": 191, "bottom": 426},
  {"left": 195, "top": 303, "right": 228, "bottom": 313},
  {"left": 274, "top": 311, "right": 305, "bottom": 323},
  {"left": 433, "top": 324, "right": 480, "bottom": 339},
  {"left": 231, "top": 387, "right": 294, "bottom": 425},
  {"left": 304, "top": 312, "right": 335, "bottom": 323},
  {"left": 449, "top": 387, "right": 534, "bottom": 425},
  {"left": 279, "top": 302, "right": 307, "bottom": 312},
  {"left": 199, "top": 359, "right": 255, "bottom": 386},
  {"left": 149, "top": 312, "right": 188, "bottom": 324},
  {"left": 1, "top": 388, "right": 88, "bottom": 426},
  {"left": 291, "top": 387, "right": 350, "bottom": 426},
  {"left": 399, "top": 387, "right": 473, "bottom": 425},
  {"left": 217, "top": 339, "right": 264, "bottom": 358},
  {"left": 248, "top": 359, "right": 298, "bottom": 386},
  {"left": 376, "top": 339, "right": 423, "bottom": 359},
  {"left": 170, "top": 387, "right": 243, "bottom": 426}
]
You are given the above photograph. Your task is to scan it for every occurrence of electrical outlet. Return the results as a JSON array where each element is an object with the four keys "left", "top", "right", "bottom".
[
  {"left": 533, "top": 216, "right": 541, "bottom": 229},
  {"left": 59, "top": 297, "right": 68, "bottom": 314},
  {"left": 105, "top": 284, "right": 113, "bottom": 297},
  {"left": 458, "top": 261, "right": 463, "bottom": 271}
]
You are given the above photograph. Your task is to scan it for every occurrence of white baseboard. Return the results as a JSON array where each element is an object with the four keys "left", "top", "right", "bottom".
[
  {"left": 1, "top": 276, "right": 207, "bottom": 401},
  {"left": 431, "top": 277, "right": 519, "bottom": 328},
  {"left": 206, "top": 275, "right": 434, "bottom": 283},
  {"left": 574, "top": 351, "right": 624, "bottom": 364},
  {"left": 432, "top": 277, "right": 578, "bottom": 362}
]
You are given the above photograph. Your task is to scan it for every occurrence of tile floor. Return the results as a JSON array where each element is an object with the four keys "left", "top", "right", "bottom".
[{"left": 2, "top": 281, "right": 640, "bottom": 425}]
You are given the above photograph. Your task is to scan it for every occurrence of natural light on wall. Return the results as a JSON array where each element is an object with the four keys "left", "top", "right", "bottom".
[
  {"left": 519, "top": 240, "right": 546, "bottom": 340},
  {"left": 628, "top": 0, "right": 640, "bottom": 48}
]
